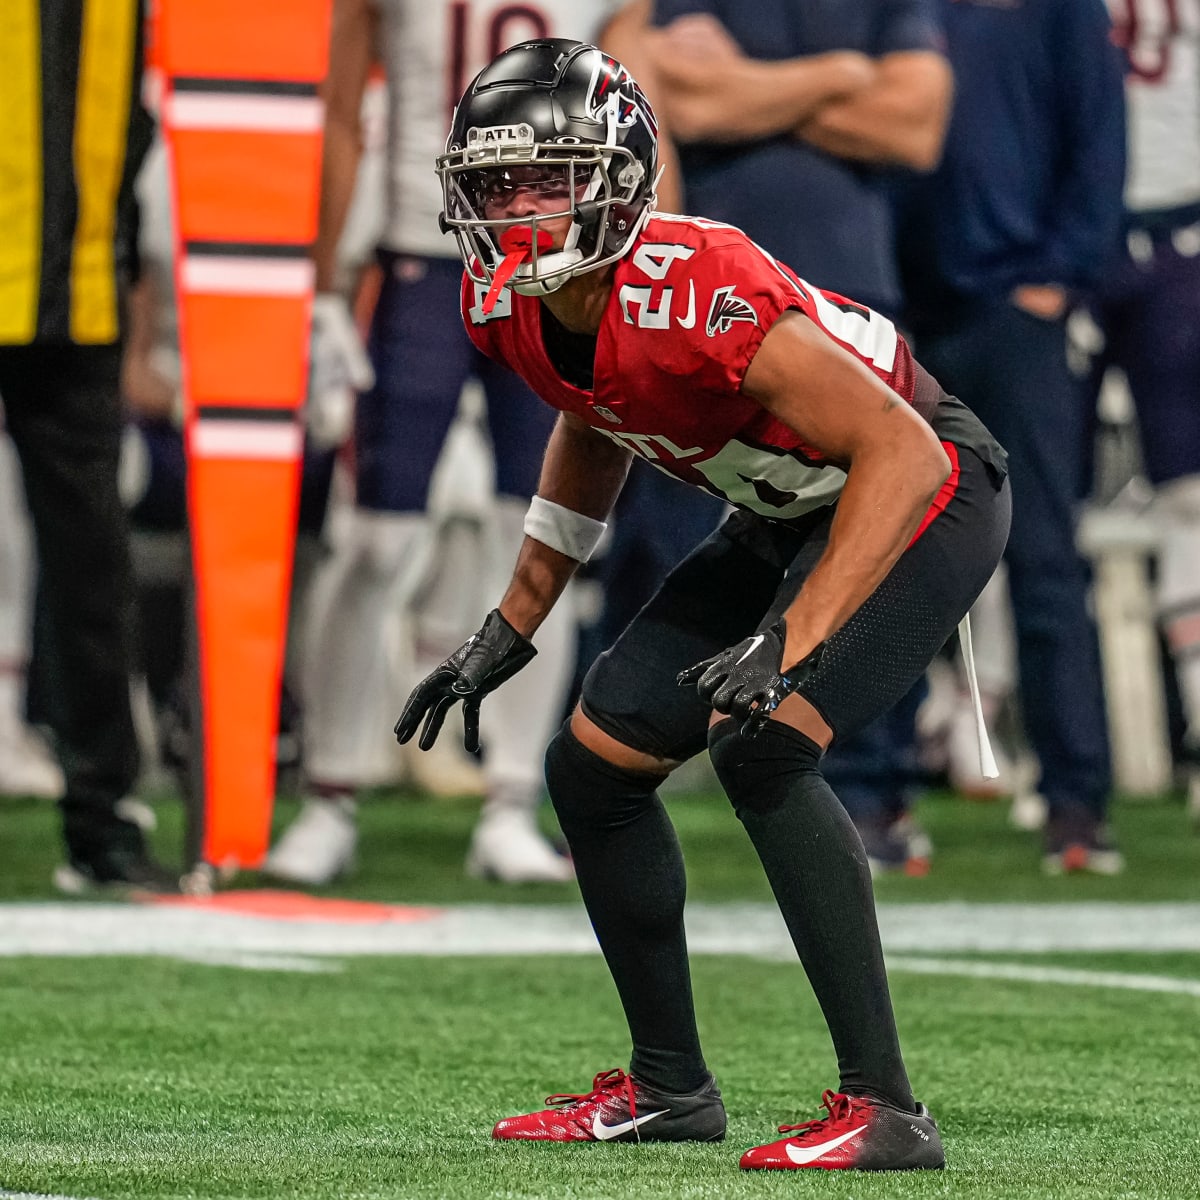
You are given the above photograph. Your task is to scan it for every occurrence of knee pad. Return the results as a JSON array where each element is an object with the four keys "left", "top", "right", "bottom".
[
  {"left": 544, "top": 722, "right": 664, "bottom": 839},
  {"left": 708, "top": 718, "right": 823, "bottom": 819}
]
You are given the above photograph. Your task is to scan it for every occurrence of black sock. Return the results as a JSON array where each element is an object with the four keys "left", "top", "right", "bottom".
[
  {"left": 545, "top": 725, "right": 709, "bottom": 1095},
  {"left": 709, "top": 718, "right": 915, "bottom": 1111}
]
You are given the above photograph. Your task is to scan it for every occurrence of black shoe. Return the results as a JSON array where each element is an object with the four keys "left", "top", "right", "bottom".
[
  {"left": 1042, "top": 815, "right": 1124, "bottom": 876},
  {"left": 56, "top": 822, "right": 180, "bottom": 896},
  {"left": 492, "top": 1068, "right": 727, "bottom": 1143},
  {"left": 857, "top": 815, "right": 932, "bottom": 878}
]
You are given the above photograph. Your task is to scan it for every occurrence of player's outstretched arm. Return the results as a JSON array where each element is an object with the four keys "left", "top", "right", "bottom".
[
  {"left": 395, "top": 414, "right": 632, "bottom": 752},
  {"left": 742, "top": 311, "right": 950, "bottom": 668}
]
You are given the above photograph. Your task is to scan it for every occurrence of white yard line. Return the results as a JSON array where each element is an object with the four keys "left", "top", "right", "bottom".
[
  {"left": 1, "top": 901, "right": 1199, "bottom": 957},
  {"left": 0, "top": 1192, "right": 99, "bottom": 1200},
  {"left": 886, "top": 955, "right": 1200, "bottom": 997},
  {"left": 2, "top": 902, "right": 1199, "bottom": 994}
]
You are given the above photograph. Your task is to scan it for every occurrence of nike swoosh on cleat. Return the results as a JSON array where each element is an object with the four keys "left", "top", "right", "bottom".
[
  {"left": 592, "top": 1110, "right": 667, "bottom": 1141},
  {"left": 783, "top": 1124, "right": 868, "bottom": 1165},
  {"left": 735, "top": 634, "right": 765, "bottom": 666}
]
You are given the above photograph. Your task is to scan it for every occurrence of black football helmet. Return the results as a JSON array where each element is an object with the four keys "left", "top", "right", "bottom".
[{"left": 437, "top": 39, "right": 659, "bottom": 297}]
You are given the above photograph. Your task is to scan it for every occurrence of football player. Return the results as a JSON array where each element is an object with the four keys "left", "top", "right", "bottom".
[
  {"left": 397, "top": 41, "right": 1010, "bottom": 1170},
  {"left": 266, "top": 0, "right": 660, "bottom": 886}
]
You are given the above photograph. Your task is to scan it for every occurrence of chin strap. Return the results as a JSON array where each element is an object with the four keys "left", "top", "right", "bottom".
[{"left": 482, "top": 225, "right": 553, "bottom": 314}]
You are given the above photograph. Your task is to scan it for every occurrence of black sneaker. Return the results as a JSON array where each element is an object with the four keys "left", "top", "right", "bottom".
[
  {"left": 740, "top": 1089, "right": 945, "bottom": 1171},
  {"left": 492, "top": 1068, "right": 726, "bottom": 1143},
  {"left": 1042, "top": 816, "right": 1124, "bottom": 876},
  {"left": 857, "top": 815, "right": 932, "bottom": 878},
  {"left": 55, "top": 823, "right": 180, "bottom": 896}
]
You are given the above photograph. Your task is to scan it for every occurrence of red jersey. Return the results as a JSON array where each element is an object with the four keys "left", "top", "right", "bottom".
[{"left": 462, "top": 214, "right": 961, "bottom": 523}]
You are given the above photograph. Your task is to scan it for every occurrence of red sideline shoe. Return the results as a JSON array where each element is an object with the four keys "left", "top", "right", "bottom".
[
  {"left": 739, "top": 1090, "right": 945, "bottom": 1171},
  {"left": 492, "top": 1068, "right": 726, "bottom": 1143}
]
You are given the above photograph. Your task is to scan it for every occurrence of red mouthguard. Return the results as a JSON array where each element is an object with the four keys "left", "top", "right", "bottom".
[{"left": 481, "top": 226, "right": 554, "bottom": 314}]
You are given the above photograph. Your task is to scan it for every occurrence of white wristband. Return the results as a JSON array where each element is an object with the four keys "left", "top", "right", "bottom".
[{"left": 523, "top": 495, "right": 608, "bottom": 563}]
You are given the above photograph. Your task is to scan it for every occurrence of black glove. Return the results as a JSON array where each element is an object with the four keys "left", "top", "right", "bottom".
[
  {"left": 676, "top": 621, "right": 824, "bottom": 737},
  {"left": 394, "top": 609, "right": 537, "bottom": 753}
]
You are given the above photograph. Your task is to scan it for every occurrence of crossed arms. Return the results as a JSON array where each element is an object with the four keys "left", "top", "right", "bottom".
[{"left": 646, "top": 13, "right": 952, "bottom": 172}]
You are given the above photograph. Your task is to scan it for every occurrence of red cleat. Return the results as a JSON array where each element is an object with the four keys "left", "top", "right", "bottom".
[
  {"left": 739, "top": 1089, "right": 945, "bottom": 1171},
  {"left": 492, "top": 1067, "right": 726, "bottom": 1143}
]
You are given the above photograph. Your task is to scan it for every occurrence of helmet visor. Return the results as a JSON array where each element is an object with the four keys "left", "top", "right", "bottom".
[{"left": 459, "top": 163, "right": 584, "bottom": 219}]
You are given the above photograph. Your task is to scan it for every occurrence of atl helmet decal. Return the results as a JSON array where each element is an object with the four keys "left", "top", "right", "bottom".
[
  {"left": 705, "top": 286, "right": 759, "bottom": 337},
  {"left": 465, "top": 123, "right": 535, "bottom": 153}
]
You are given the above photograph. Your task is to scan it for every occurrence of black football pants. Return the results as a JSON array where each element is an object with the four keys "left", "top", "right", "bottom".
[{"left": 0, "top": 343, "right": 140, "bottom": 852}]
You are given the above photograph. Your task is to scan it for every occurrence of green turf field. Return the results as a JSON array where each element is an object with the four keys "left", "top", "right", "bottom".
[
  {"left": 1, "top": 785, "right": 1197, "bottom": 904},
  {"left": 2, "top": 952, "right": 1198, "bottom": 1199},
  {"left": 1, "top": 787, "right": 1198, "bottom": 1199}
]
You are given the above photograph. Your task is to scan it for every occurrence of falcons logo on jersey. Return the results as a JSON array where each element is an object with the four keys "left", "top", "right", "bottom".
[{"left": 705, "top": 286, "right": 759, "bottom": 337}]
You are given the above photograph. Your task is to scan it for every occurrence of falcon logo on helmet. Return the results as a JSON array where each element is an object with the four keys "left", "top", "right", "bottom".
[{"left": 436, "top": 39, "right": 660, "bottom": 301}]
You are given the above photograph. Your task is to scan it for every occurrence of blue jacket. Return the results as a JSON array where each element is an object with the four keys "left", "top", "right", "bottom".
[{"left": 898, "top": 0, "right": 1126, "bottom": 317}]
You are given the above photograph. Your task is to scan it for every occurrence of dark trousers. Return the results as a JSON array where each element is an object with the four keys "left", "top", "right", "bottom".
[
  {"left": 0, "top": 343, "right": 140, "bottom": 849},
  {"left": 913, "top": 301, "right": 1112, "bottom": 822},
  {"left": 356, "top": 254, "right": 557, "bottom": 512}
]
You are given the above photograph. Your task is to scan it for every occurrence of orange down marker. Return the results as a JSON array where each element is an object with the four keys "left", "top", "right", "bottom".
[{"left": 159, "top": 0, "right": 332, "bottom": 872}]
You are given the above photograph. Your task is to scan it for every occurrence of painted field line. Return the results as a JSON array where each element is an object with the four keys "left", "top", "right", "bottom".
[
  {"left": 887, "top": 956, "right": 1200, "bottom": 997},
  {"left": 0, "top": 1191, "right": 98, "bottom": 1200},
  {"left": 2, "top": 902, "right": 1200, "bottom": 959}
]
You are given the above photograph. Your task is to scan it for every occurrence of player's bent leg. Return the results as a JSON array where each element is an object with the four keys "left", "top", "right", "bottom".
[
  {"left": 544, "top": 716, "right": 716, "bottom": 1095},
  {"left": 720, "top": 448, "right": 1008, "bottom": 1169},
  {"left": 302, "top": 506, "right": 432, "bottom": 785},
  {"left": 265, "top": 508, "right": 429, "bottom": 886},
  {"left": 707, "top": 718, "right": 914, "bottom": 1102},
  {"left": 496, "top": 511, "right": 784, "bottom": 1142},
  {"left": 500, "top": 712, "right": 725, "bottom": 1145},
  {"left": 709, "top": 717, "right": 944, "bottom": 1171}
]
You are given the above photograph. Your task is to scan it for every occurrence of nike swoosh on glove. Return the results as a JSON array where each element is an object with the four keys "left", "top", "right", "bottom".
[
  {"left": 676, "top": 621, "right": 824, "bottom": 737},
  {"left": 394, "top": 609, "right": 538, "bottom": 753},
  {"left": 306, "top": 292, "right": 376, "bottom": 450}
]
